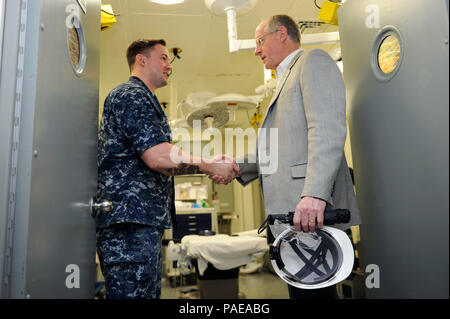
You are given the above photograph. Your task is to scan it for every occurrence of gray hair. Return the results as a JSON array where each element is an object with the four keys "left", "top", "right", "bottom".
[{"left": 265, "top": 15, "right": 300, "bottom": 44}]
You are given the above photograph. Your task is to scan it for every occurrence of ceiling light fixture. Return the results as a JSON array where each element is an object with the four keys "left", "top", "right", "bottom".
[{"left": 150, "top": 0, "right": 185, "bottom": 5}]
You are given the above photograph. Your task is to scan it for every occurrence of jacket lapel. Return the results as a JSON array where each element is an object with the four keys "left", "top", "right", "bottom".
[{"left": 260, "top": 50, "right": 304, "bottom": 130}]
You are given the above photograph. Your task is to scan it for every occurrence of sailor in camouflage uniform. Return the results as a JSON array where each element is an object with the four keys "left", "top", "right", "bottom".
[{"left": 96, "top": 39, "right": 239, "bottom": 299}]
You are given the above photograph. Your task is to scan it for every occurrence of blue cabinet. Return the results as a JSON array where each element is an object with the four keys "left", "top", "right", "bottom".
[{"left": 172, "top": 212, "right": 213, "bottom": 240}]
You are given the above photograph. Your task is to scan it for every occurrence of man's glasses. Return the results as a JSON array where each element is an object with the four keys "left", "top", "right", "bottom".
[{"left": 255, "top": 29, "right": 280, "bottom": 48}]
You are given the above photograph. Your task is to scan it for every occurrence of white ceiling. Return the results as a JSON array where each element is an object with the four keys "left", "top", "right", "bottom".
[{"left": 99, "top": 0, "right": 340, "bottom": 121}]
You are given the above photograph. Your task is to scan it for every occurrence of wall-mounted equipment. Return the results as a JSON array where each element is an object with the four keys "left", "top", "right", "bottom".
[
  {"left": 169, "top": 47, "right": 182, "bottom": 59},
  {"left": 250, "top": 113, "right": 263, "bottom": 130},
  {"left": 169, "top": 47, "right": 182, "bottom": 72},
  {"left": 101, "top": 4, "right": 116, "bottom": 31},
  {"left": 318, "top": 1, "right": 341, "bottom": 25}
]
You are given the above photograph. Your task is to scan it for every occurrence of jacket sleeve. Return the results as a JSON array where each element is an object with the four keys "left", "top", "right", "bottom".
[
  {"left": 299, "top": 49, "right": 347, "bottom": 203},
  {"left": 235, "top": 153, "right": 259, "bottom": 187}
]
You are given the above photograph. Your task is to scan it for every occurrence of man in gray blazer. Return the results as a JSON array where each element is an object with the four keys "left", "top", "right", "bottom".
[{"left": 231, "top": 15, "right": 361, "bottom": 299}]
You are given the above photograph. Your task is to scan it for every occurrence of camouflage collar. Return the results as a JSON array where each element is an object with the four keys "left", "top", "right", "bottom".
[{"left": 129, "top": 76, "right": 165, "bottom": 119}]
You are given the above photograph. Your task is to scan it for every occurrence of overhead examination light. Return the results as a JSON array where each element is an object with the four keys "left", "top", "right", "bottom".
[
  {"left": 178, "top": 92, "right": 230, "bottom": 130},
  {"left": 204, "top": 0, "right": 258, "bottom": 53}
]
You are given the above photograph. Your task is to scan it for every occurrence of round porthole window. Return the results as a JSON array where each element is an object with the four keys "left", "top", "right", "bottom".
[
  {"left": 67, "top": 15, "right": 86, "bottom": 76},
  {"left": 371, "top": 26, "right": 403, "bottom": 82},
  {"left": 378, "top": 35, "right": 401, "bottom": 74}
]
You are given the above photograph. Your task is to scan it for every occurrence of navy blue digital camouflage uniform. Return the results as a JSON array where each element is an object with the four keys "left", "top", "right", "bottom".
[{"left": 96, "top": 76, "right": 175, "bottom": 299}]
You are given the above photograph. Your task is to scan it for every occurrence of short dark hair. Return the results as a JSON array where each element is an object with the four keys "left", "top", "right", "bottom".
[
  {"left": 266, "top": 15, "right": 300, "bottom": 44},
  {"left": 126, "top": 38, "right": 166, "bottom": 71}
]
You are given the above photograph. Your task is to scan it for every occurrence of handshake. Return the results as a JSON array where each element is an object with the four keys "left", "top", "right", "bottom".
[{"left": 204, "top": 154, "right": 242, "bottom": 185}]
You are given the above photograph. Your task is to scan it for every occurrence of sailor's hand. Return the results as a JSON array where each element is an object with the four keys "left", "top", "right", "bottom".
[{"left": 207, "top": 155, "right": 241, "bottom": 185}]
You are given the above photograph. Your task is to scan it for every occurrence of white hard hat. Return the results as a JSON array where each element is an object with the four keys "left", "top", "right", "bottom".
[{"left": 269, "top": 226, "right": 354, "bottom": 289}]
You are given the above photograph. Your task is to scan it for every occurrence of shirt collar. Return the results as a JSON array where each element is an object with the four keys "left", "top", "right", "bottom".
[
  {"left": 129, "top": 76, "right": 155, "bottom": 97},
  {"left": 275, "top": 49, "right": 302, "bottom": 86},
  {"left": 129, "top": 76, "right": 164, "bottom": 113}
]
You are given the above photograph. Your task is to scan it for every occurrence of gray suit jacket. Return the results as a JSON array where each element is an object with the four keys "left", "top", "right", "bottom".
[{"left": 237, "top": 49, "right": 361, "bottom": 230}]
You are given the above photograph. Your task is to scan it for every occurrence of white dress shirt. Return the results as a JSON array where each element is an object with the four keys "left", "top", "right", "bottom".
[{"left": 275, "top": 48, "right": 302, "bottom": 88}]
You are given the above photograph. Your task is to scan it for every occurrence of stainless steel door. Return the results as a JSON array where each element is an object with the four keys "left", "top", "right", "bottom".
[
  {"left": 339, "top": 0, "right": 449, "bottom": 298},
  {"left": 0, "top": 0, "right": 4, "bottom": 67},
  {"left": 1, "top": 0, "right": 100, "bottom": 298}
]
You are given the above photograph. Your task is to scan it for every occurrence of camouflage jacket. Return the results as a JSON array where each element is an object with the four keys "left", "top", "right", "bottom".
[{"left": 96, "top": 76, "right": 174, "bottom": 229}]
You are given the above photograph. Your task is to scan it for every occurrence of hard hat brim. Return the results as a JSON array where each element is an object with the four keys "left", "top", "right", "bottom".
[{"left": 271, "top": 226, "right": 354, "bottom": 289}]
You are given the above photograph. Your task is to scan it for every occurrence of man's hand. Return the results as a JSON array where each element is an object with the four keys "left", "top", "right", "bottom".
[
  {"left": 141, "top": 143, "right": 240, "bottom": 181},
  {"left": 293, "top": 196, "right": 326, "bottom": 233},
  {"left": 207, "top": 155, "right": 241, "bottom": 185}
]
